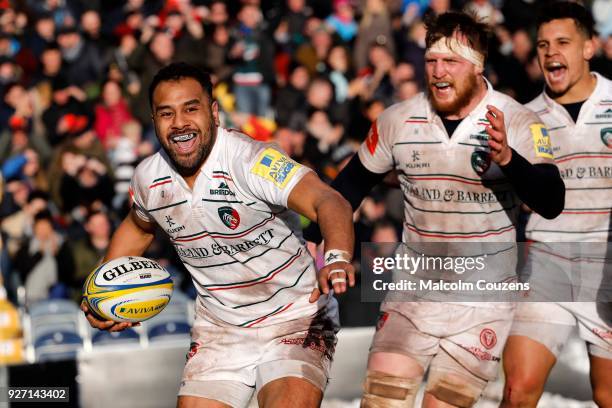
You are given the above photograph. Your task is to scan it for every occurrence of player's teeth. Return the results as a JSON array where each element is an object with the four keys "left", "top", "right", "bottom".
[
  {"left": 436, "top": 82, "right": 450, "bottom": 88},
  {"left": 173, "top": 133, "right": 195, "bottom": 142}
]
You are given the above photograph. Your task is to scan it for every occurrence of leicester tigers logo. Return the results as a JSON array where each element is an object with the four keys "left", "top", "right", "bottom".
[
  {"left": 218, "top": 206, "right": 240, "bottom": 229},
  {"left": 471, "top": 149, "right": 491, "bottom": 175}
]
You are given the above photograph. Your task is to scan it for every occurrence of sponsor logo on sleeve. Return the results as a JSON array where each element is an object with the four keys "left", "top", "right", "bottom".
[
  {"left": 530, "top": 123, "right": 553, "bottom": 159},
  {"left": 251, "top": 148, "right": 301, "bottom": 188}
]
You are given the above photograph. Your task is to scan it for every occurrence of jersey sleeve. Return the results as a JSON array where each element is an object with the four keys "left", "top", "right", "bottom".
[
  {"left": 129, "top": 170, "right": 153, "bottom": 223},
  {"left": 357, "top": 113, "right": 396, "bottom": 174},
  {"left": 506, "top": 108, "right": 555, "bottom": 165},
  {"left": 236, "top": 144, "right": 313, "bottom": 207}
]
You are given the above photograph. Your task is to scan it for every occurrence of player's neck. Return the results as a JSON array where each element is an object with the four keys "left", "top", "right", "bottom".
[
  {"left": 441, "top": 77, "right": 487, "bottom": 120},
  {"left": 551, "top": 70, "right": 596, "bottom": 105}
]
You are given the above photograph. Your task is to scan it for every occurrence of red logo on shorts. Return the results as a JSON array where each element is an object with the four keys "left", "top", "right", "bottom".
[
  {"left": 376, "top": 312, "right": 389, "bottom": 331},
  {"left": 186, "top": 342, "right": 199, "bottom": 361},
  {"left": 480, "top": 328, "right": 497, "bottom": 349}
]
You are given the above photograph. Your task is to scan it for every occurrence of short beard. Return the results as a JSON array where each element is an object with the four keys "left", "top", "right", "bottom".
[
  {"left": 161, "top": 119, "right": 217, "bottom": 178},
  {"left": 428, "top": 73, "right": 479, "bottom": 116}
]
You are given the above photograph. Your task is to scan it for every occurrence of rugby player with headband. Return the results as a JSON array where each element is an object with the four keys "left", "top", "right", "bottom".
[{"left": 305, "top": 11, "right": 565, "bottom": 407}]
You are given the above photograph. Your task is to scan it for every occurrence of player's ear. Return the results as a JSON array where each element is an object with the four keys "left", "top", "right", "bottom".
[
  {"left": 583, "top": 37, "right": 595, "bottom": 61},
  {"left": 211, "top": 100, "right": 220, "bottom": 127}
]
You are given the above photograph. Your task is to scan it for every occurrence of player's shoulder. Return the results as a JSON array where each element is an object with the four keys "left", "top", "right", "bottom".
[
  {"left": 132, "top": 151, "right": 174, "bottom": 189},
  {"left": 218, "top": 127, "right": 275, "bottom": 165},
  {"left": 524, "top": 93, "right": 547, "bottom": 113},
  {"left": 491, "top": 89, "right": 540, "bottom": 123},
  {"left": 592, "top": 72, "right": 612, "bottom": 99},
  {"left": 377, "top": 93, "right": 428, "bottom": 126}
]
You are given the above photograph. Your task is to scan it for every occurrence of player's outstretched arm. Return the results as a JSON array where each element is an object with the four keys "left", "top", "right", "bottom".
[
  {"left": 287, "top": 172, "right": 356, "bottom": 302},
  {"left": 302, "top": 154, "right": 388, "bottom": 244},
  {"left": 81, "top": 208, "right": 157, "bottom": 332}
]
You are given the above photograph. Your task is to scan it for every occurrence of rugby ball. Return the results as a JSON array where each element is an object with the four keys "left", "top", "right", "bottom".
[{"left": 82, "top": 256, "right": 173, "bottom": 323}]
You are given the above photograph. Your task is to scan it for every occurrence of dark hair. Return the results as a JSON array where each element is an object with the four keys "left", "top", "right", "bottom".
[
  {"left": 148, "top": 62, "right": 213, "bottom": 108},
  {"left": 425, "top": 11, "right": 490, "bottom": 62},
  {"left": 536, "top": 1, "right": 597, "bottom": 39}
]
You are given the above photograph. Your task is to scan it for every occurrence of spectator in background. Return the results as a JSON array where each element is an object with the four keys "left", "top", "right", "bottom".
[
  {"left": 41, "top": 76, "right": 91, "bottom": 146},
  {"left": 13, "top": 210, "right": 74, "bottom": 305},
  {"left": 161, "top": 4, "right": 205, "bottom": 68},
  {"left": 370, "top": 218, "right": 399, "bottom": 243},
  {"left": 327, "top": 45, "right": 351, "bottom": 104},
  {"left": 229, "top": 4, "right": 275, "bottom": 117},
  {"left": 296, "top": 20, "right": 333, "bottom": 76},
  {"left": 277, "top": 0, "right": 312, "bottom": 54},
  {"left": 353, "top": 0, "right": 395, "bottom": 72},
  {"left": 1, "top": 148, "right": 49, "bottom": 193},
  {"left": 126, "top": 30, "right": 175, "bottom": 125},
  {"left": 275, "top": 64, "right": 310, "bottom": 126},
  {"left": 325, "top": 0, "right": 358, "bottom": 44},
  {"left": 69, "top": 210, "right": 111, "bottom": 294},
  {"left": 26, "top": 0, "right": 75, "bottom": 28},
  {"left": 94, "top": 79, "right": 134, "bottom": 149},
  {"left": 1, "top": 189, "right": 49, "bottom": 258},
  {"left": 399, "top": 20, "right": 426, "bottom": 88},
  {"left": 108, "top": 120, "right": 152, "bottom": 208},
  {"left": 29, "top": 43, "right": 63, "bottom": 110},
  {"left": 56, "top": 149, "right": 114, "bottom": 214},
  {"left": 80, "top": 9, "right": 112, "bottom": 59},
  {"left": 25, "top": 12, "right": 56, "bottom": 59},
  {"left": 202, "top": 23, "right": 233, "bottom": 83},
  {"left": 56, "top": 26, "right": 104, "bottom": 89}
]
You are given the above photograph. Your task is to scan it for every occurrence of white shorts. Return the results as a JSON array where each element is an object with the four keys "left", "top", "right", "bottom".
[
  {"left": 510, "top": 302, "right": 612, "bottom": 359},
  {"left": 178, "top": 298, "right": 339, "bottom": 407},
  {"left": 371, "top": 302, "right": 515, "bottom": 381}
]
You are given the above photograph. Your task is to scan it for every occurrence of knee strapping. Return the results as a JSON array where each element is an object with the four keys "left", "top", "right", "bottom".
[
  {"left": 361, "top": 370, "right": 420, "bottom": 408},
  {"left": 425, "top": 370, "right": 485, "bottom": 408}
]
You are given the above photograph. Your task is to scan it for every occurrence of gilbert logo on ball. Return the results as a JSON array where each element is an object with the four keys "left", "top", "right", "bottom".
[{"left": 83, "top": 256, "right": 173, "bottom": 323}]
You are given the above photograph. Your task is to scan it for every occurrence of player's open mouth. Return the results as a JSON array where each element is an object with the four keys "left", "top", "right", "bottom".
[
  {"left": 432, "top": 82, "right": 453, "bottom": 97},
  {"left": 545, "top": 61, "right": 567, "bottom": 83},
  {"left": 171, "top": 132, "right": 198, "bottom": 153}
]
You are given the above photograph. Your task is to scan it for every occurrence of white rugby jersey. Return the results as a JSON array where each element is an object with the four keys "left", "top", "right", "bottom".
[
  {"left": 525, "top": 73, "right": 612, "bottom": 242},
  {"left": 358, "top": 79, "right": 554, "bottom": 243},
  {"left": 130, "top": 128, "right": 323, "bottom": 327}
]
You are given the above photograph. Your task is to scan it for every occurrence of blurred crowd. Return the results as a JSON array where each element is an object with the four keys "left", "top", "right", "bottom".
[{"left": 0, "top": 0, "right": 610, "bottom": 336}]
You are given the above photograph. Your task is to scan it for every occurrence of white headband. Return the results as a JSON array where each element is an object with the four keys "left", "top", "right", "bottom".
[{"left": 425, "top": 37, "right": 485, "bottom": 68}]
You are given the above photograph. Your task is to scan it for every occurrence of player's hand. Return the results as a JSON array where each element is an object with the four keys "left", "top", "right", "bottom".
[
  {"left": 309, "top": 261, "right": 355, "bottom": 303},
  {"left": 485, "top": 105, "right": 512, "bottom": 166},
  {"left": 80, "top": 300, "right": 138, "bottom": 332}
]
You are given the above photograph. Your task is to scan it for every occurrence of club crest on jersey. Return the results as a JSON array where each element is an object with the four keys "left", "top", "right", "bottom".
[
  {"left": 470, "top": 150, "right": 491, "bottom": 175},
  {"left": 601, "top": 127, "right": 612, "bottom": 148},
  {"left": 218, "top": 206, "right": 240, "bottom": 229},
  {"left": 480, "top": 328, "right": 497, "bottom": 349}
]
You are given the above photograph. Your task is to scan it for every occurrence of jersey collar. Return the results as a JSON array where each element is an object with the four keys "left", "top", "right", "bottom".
[
  {"left": 539, "top": 72, "right": 607, "bottom": 123},
  {"left": 158, "top": 126, "right": 224, "bottom": 191}
]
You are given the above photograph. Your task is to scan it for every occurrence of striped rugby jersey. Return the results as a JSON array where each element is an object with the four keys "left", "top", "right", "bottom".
[
  {"left": 130, "top": 128, "right": 324, "bottom": 327},
  {"left": 525, "top": 72, "right": 612, "bottom": 242},
  {"left": 358, "top": 78, "right": 555, "bottom": 244}
]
